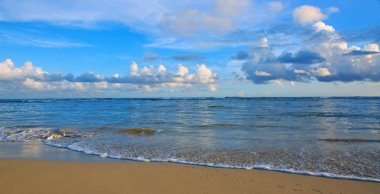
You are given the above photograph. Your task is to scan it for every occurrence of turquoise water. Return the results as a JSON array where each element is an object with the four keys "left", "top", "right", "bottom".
[{"left": 0, "top": 97, "right": 379, "bottom": 181}]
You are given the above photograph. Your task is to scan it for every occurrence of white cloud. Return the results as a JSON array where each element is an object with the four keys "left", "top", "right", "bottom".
[
  {"left": 255, "top": 71, "right": 272, "bottom": 76},
  {"left": 193, "top": 64, "right": 217, "bottom": 84},
  {"left": 269, "top": 79, "right": 284, "bottom": 87},
  {"left": 313, "top": 21, "right": 335, "bottom": 32},
  {"left": 294, "top": 69, "right": 306, "bottom": 74},
  {"left": 241, "top": 20, "right": 380, "bottom": 84},
  {"left": 363, "top": 44, "right": 379, "bottom": 52},
  {"left": 176, "top": 65, "right": 189, "bottom": 76},
  {"left": 130, "top": 62, "right": 139, "bottom": 76},
  {"left": 0, "top": 59, "right": 44, "bottom": 81},
  {"left": 293, "top": 5, "right": 326, "bottom": 24},
  {"left": 0, "top": 58, "right": 218, "bottom": 94},
  {"left": 290, "top": 81, "right": 296, "bottom": 87},
  {"left": 23, "top": 78, "right": 47, "bottom": 90},
  {"left": 310, "top": 68, "right": 331, "bottom": 77}
]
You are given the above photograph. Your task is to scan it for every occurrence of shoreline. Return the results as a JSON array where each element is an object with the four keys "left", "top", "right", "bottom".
[
  {"left": 46, "top": 143, "right": 380, "bottom": 183},
  {"left": 2, "top": 141, "right": 380, "bottom": 183},
  {"left": 1, "top": 158, "right": 379, "bottom": 194}
]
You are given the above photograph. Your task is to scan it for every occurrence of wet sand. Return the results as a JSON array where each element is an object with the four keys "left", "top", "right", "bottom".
[{"left": 0, "top": 159, "right": 379, "bottom": 194}]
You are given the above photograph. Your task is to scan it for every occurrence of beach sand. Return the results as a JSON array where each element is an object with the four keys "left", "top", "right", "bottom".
[
  {"left": 0, "top": 159, "right": 380, "bottom": 194},
  {"left": 0, "top": 159, "right": 379, "bottom": 194}
]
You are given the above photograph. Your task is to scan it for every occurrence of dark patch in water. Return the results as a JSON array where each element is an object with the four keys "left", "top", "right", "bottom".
[
  {"left": 208, "top": 105, "right": 233, "bottom": 109},
  {"left": 94, "top": 126, "right": 116, "bottom": 131},
  {"left": 115, "top": 128, "right": 156, "bottom": 136}
]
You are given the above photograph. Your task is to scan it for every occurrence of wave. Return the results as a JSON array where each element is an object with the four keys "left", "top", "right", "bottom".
[
  {"left": 44, "top": 141, "right": 380, "bottom": 183},
  {"left": 2, "top": 125, "right": 380, "bottom": 183},
  {"left": 0, "top": 126, "right": 92, "bottom": 142},
  {"left": 0, "top": 127, "right": 53, "bottom": 142},
  {"left": 318, "top": 138, "right": 380, "bottom": 143}
]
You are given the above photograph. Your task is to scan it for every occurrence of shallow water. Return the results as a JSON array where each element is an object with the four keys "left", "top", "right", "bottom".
[{"left": 0, "top": 97, "right": 379, "bottom": 181}]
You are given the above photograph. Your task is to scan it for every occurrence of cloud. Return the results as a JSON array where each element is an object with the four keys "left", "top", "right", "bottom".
[
  {"left": 341, "top": 25, "right": 380, "bottom": 44},
  {"left": 141, "top": 52, "right": 206, "bottom": 62},
  {"left": 0, "top": 0, "right": 284, "bottom": 50},
  {"left": 0, "top": 58, "right": 218, "bottom": 93},
  {"left": 0, "top": 0, "right": 166, "bottom": 28},
  {"left": 159, "top": 10, "right": 235, "bottom": 37},
  {"left": 254, "top": 71, "right": 272, "bottom": 76},
  {"left": 277, "top": 50, "right": 326, "bottom": 64},
  {"left": 215, "top": 0, "right": 251, "bottom": 16},
  {"left": 310, "top": 68, "right": 331, "bottom": 77},
  {"left": 345, "top": 44, "right": 380, "bottom": 56},
  {"left": 240, "top": 20, "right": 380, "bottom": 84},
  {"left": 231, "top": 51, "right": 250, "bottom": 60},
  {"left": 0, "top": 29, "right": 91, "bottom": 48},
  {"left": 344, "top": 50, "right": 380, "bottom": 56},
  {"left": 0, "top": 59, "right": 44, "bottom": 81},
  {"left": 267, "top": 1, "right": 284, "bottom": 12},
  {"left": 293, "top": 5, "right": 326, "bottom": 24},
  {"left": 159, "top": 0, "right": 252, "bottom": 37},
  {"left": 327, "top": 7, "right": 340, "bottom": 14},
  {"left": 74, "top": 72, "right": 103, "bottom": 82},
  {"left": 363, "top": 44, "right": 380, "bottom": 52},
  {"left": 171, "top": 54, "right": 205, "bottom": 61},
  {"left": 142, "top": 52, "right": 161, "bottom": 61},
  {"left": 313, "top": 21, "right": 335, "bottom": 32}
]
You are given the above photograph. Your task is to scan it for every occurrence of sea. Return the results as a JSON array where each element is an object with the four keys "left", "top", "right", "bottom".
[{"left": 0, "top": 97, "right": 379, "bottom": 182}]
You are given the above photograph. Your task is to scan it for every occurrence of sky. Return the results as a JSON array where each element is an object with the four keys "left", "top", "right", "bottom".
[{"left": 0, "top": 0, "right": 380, "bottom": 98}]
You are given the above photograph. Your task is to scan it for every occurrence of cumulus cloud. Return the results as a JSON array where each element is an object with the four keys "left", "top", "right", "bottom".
[
  {"left": 293, "top": 5, "right": 326, "bottom": 24},
  {"left": 0, "top": 59, "right": 44, "bottom": 81},
  {"left": 313, "top": 21, "right": 335, "bottom": 32},
  {"left": 240, "top": 19, "right": 380, "bottom": 84},
  {"left": 345, "top": 50, "right": 380, "bottom": 56},
  {"left": 363, "top": 44, "right": 379, "bottom": 52},
  {"left": 0, "top": 59, "right": 218, "bottom": 94}
]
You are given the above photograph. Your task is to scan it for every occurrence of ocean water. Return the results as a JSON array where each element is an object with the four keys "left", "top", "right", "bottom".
[{"left": 0, "top": 97, "right": 379, "bottom": 181}]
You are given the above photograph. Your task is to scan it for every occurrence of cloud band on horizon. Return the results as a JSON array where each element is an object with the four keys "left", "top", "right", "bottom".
[{"left": 0, "top": 59, "right": 218, "bottom": 93}]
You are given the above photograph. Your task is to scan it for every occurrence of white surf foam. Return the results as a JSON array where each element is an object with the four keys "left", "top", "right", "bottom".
[{"left": 45, "top": 141, "right": 380, "bottom": 183}]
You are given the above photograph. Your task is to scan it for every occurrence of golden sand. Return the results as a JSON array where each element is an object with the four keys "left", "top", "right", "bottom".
[{"left": 0, "top": 159, "right": 379, "bottom": 194}]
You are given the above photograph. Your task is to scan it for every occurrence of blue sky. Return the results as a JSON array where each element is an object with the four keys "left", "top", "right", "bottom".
[{"left": 0, "top": 0, "right": 380, "bottom": 98}]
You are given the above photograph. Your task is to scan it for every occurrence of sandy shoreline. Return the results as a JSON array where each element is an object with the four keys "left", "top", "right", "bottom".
[{"left": 0, "top": 159, "right": 379, "bottom": 194}]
